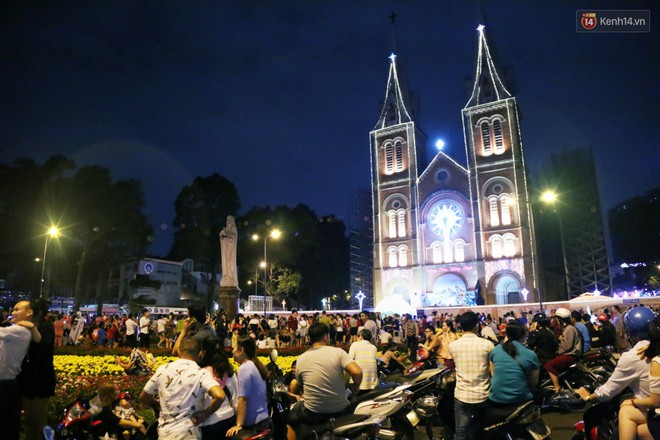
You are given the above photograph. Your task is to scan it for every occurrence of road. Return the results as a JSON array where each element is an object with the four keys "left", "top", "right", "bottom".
[{"left": 412, "top": 408, "right": 586, "bottom": 439}]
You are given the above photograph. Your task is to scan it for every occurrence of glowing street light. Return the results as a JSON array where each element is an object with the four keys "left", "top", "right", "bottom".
[
  {"left": 40, "top": 226, "right": 60, "bottom": 298},
  {"left": 541, "top": 190, "right": 558, "bottom": 204},
  {"left": 252, "top": 230, "right": 281, "bottom": 314},
  {"left": 435, "top": 139, "right": 446, "bottom": 151}
]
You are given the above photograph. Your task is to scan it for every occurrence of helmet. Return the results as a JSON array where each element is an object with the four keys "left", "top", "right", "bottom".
[
  {"left": 533, "top": 313, "right": 551, "bottom": 327},
  {"left": 555, "top": 308, "right": 571, "bottom": 319},
  {"left": 623, "top": 307, "right": 656, "bottom": 340},
  {"left": 597, "top": 313, "right": 609, "bottom": 322}
]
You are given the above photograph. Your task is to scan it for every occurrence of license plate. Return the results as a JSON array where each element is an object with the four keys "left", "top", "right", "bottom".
[
  {"left": 526, "top": 419, "right": 551, "bottom": 440},
  {"left": 406, "top": 410, "right": 421, "bottom": 427}
]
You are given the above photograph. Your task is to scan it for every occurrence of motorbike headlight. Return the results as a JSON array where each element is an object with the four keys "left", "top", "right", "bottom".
[{"left": 413, "top": 395, "right": 439, "bottom": 419}]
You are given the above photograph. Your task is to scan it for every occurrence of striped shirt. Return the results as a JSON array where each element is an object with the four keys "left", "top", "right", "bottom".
[
  {"left": 348, "top": 340, "right": 378, "bottom": 390},
  {"left": 449, "top": 333, "right": 494, "bottom": 404}
]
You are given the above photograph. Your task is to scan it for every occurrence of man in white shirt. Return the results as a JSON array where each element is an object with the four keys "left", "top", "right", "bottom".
[
  {"left": 156, "top": 315, "right": 167, "bottom": 348},
  {"left": 125, "top": 314, "right": 138, "bottom": 348},
  {"left": 0, "top": 301, "right": 39, "bottom": 440},
  {"left": 450, "top": 311, "right": 494, "bottom": 440},
  {"left": 348, "top": 329, "right": 378, "bottom": 392},
  {"left": 140, "top": 338, "right": 226, "bottom": 439},
  {"left": 139, "top": 309, "right": 151, "bottom": 348}
]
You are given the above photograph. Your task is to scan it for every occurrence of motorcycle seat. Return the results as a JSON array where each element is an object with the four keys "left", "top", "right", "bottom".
[
  {"left": 481, "top": 401, "right": 536, "bottom": 429},
  {"left": 296, "top": 414, "right": 372, "bottom": 440},
  {"left": 350, "top": 386, "right": 397, "bottom": 406}
]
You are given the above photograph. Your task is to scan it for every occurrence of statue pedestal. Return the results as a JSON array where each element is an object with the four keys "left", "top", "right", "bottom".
[{"left": 218, "top": 286, "right": 241, "bottom": 317}]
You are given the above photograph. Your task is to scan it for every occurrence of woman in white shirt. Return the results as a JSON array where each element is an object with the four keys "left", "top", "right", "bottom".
[
  {"left": 618, "top": 315, "right": 660, "bottom": 440},
  {"left": 201, "top": 350, "right": 238, "bottom": 440},
  {"left": 298, "top": 314, "right": 309, "bottom": 345}
]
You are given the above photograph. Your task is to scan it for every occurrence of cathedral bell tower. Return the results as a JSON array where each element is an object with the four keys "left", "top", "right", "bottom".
[
  {"left": 370, "top": 53, "right": 427, "bottom": 307},
  {"left": 462, "top": 25, "right": 539, "bottom": 304}
]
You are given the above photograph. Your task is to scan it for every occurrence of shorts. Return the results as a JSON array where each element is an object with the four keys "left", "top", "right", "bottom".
[{"left": 350, "top": 327, "right": 358, "bottom": 336}]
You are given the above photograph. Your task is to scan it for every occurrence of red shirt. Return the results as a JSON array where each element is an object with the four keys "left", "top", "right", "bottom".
[{"left": 288, "top": 315, "right": 298, "bottom": 330}]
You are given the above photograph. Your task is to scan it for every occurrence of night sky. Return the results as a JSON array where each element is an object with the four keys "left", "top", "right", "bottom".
[{"left": 1, "top": 1, "right": 658, "bottom": 256}]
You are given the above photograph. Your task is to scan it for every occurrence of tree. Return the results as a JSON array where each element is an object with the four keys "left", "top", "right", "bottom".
[
  {"left": 237, "top": 205, "right": 349, "bottom": 308},
  {"left": 0, "top": 156, "right": 152, "bottom": 308},
  {"left": 61, "top": 166, "right": 153, "bottom": 307},
  {"left": 169, "top": 173, "right": 240, "bottom": 310}
]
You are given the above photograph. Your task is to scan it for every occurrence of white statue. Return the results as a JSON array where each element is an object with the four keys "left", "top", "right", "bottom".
[{"left": 219, "top": 215, "right": 238, "bottom": 287}]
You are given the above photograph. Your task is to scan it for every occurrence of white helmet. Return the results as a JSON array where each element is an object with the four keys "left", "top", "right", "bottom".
[{"left": 555, "top": 308, "right": 571, "bottom": 319}]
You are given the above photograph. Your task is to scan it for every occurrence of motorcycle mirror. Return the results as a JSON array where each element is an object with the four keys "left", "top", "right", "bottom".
[{"left": 270, "top": 349, "right": 278, "bottom": 362}]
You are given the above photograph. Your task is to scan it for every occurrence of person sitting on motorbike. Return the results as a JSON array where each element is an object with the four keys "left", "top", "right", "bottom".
[
  {"left": 528, "top": 313, "right": 559, "bottom": 369},
  {"left": 618, "top": 314, "right": 660, "bottom": 440},
  {"left": 489, "top": 320, "right": 541, "bottom": 406},
  {"left": 286, "top": 322, "right": 363, "bottom": 440},
  {"left": 577, "top": 307, "right": 655, "bottom": 406},
  {"left": 380, "top": 340, "right": 410, "bottom": 374},
  {"left": 420, "top": 324, "right": 441, "bottom": 358},
  {"left": 591, "top": 313, "right": 617, "bottom": 348},
  {"left": 544, "top": 307, "right": 583, "bottom": 393},
  {"left": 92, "top": 382, "right": 148, "bottom": 439}
]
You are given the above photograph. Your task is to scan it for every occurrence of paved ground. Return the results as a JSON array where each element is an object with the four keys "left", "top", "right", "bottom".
[{"left": 412, "top": 408, "right": 586, "bottom": 439}]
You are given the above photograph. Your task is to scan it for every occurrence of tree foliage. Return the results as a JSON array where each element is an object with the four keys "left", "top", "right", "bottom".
[
  {"left": 0, "top": 156, "right": 153, "bottom": 305},
  {"left": 237, "top": 204, "right": 348, "bottom": 308},
  {"left": 168, "top": 173, "right": 240, "bottom": 307}
]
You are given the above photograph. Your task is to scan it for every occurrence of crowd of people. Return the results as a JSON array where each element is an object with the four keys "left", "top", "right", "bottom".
[{"left": 2, "top": 300, "right": 660, "bottom": 439}]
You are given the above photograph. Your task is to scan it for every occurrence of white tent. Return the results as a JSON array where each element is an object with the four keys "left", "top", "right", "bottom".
[{"left": 375, "top": 295, "right": 416, "bottom": 316}]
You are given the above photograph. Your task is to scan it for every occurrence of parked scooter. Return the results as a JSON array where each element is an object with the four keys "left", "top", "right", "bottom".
[
  {"left": 353, "top": 368, "right": 446, "bottom": 439},
  {"left": 538, "top": 362, "right": 606, "bottom": 412}
]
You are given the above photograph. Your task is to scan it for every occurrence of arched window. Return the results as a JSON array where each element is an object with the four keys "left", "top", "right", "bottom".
[
  {"left": 385, "top": 143, "right": 394, "bottom": 174},
  {"left": 491, "top": 235, "right": 503, "bottom": 259},
  {"left": 387, "top": 210, "right": 396, "bottom": 239},
  {"left": 493, "top": 119, "right": 504, "bottom": 154},
  {"left": 489, "top": 197, "right": 500, "bottom": 227},
  {"left": 395, "top": 141, "right": 404, "bottom": 172},
  {"left": 398, "top": 246, "right": 408, "bottom": 267},
  {"left": 388, "top": 247, "right": 398, "bottom": 267},
  {"left": 481, "top": 122, "right": 492, "bottom": 156},
  {"left": 397, "top": 209, "right": 406, "bottom": 238},
  {"left": 454, "top": 240, "right": 465, "bottom": 262},
  {"left": 503, "top": 233, "right": 516, "bottom": 257},
  {"left": 431, "top": 241, "right": 442, "bottom": 264},
  {"left": 500, "top": 195, "right": 512, "bottom": 225}
]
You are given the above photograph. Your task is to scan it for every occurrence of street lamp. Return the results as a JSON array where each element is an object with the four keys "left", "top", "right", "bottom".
[
  {"left": 541, "top": 190, "right": 570, "bottom": 301},
  {"left": 40, "top": 226, "right": 60, "bottom": 298},
  {"left": 252, "top": 229, "right": 281, "bottom": 315}
]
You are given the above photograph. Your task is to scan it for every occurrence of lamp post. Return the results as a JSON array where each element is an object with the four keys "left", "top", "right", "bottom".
[
  {"left": 541, "top": 190, "right": 569, "bottom": 301},
  {"left": 252, "top": 229, "right": 281, "bottom": 316},
  {"left": 40, "top": 226, "right": 59, "bottom": 298}
]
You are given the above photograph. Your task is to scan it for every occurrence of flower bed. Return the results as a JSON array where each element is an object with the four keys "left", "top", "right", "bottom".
[{"left": 52, "top": 353, "right": 299, "bottom": 421}]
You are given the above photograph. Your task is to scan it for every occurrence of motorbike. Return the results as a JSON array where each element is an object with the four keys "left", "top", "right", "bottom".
[
  {"left": 52, "top": 395, "right": 97, "bottom": 440},
  {"left": 268, "top": 376, "right": 386, "bottom": 440},
  {"left": 538, "top": 361, "right": 607, "bottom": 412},
  {"left": 571, "top": 393, "right": 624, "bottom": 440},
  {"left": 353, "top": 367, "right": 446, "bottom": 439}
]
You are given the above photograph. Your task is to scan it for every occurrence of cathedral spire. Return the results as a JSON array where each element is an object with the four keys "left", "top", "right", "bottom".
[
  {"left": 374, "top": 52, "right": 414, "bottom": 129},
  {"left": 465, "top": 24, "right": 512, "bottom": 108}
]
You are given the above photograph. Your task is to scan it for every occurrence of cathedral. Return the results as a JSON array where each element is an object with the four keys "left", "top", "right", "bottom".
[{"left": 371, "top": 26, "right": 539, "bottom": 308}]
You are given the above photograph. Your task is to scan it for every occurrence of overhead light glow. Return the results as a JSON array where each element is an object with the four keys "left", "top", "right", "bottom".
[
  {"left": 541, "top": 191, "right": 557, "bottom": 204},
  {"left": 435, "top": 139, "right": 446, "bottom": 150}
]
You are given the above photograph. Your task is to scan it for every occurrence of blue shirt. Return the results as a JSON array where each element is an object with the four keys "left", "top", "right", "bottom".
[
  {"left": 489, "top": 341, "right": 540, "bottom": 404},
  {"left": 237, "top": 360, "right": 268, "bottom": 426},
  {"left": 575, "top": 322, "right": 591, "bottom": 352}
]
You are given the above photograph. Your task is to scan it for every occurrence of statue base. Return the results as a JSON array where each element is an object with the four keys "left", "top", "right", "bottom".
[{"left": 218, "top": 286, "right": 241, "bottom": 317}]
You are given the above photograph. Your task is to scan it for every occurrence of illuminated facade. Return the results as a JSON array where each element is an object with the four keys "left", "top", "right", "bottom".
[{"left": 371, "top": 27, "right": 539, "bottom": 307}]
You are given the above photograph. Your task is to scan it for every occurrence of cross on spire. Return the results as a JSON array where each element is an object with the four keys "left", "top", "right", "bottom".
[{"left": 389, "top": 11, "right": 397, "bottom": 26}]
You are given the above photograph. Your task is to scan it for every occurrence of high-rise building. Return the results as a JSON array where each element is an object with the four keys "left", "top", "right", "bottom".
[
  {"left": 349, "top": 188, "right": 373, "bottom": 306},
  {"left": 370, "top": 26, "right": 539, "bottom": 307},
  {"left": 540, "top": 148, "right": 612, "bottom": 297}
]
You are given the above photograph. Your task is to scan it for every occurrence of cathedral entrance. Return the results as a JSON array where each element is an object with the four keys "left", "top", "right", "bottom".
[
  {"left": 391, "top": 283, "right": 410, "bottom": 303},
  {"left": 494, "top": 274, "right": 522, "bottom": 304},
  {"left": 427, "top": 273, "right": 468, "bottom": 306}
]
